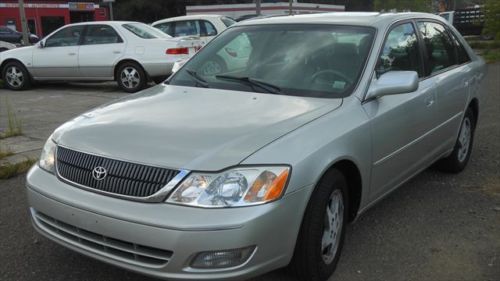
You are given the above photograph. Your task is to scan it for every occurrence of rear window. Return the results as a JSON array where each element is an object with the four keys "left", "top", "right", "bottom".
[{"left": 122, "top": 23, "right": 169, "bottom": 39}]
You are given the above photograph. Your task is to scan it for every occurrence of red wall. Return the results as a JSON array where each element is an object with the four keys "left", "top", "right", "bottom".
[{"left": 0, "top": 1, "right": 108, "bottom": 37}]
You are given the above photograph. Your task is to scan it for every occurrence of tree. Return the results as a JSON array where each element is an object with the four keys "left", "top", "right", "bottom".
[
  {"left": 373, "top": 0, "right": 432, "bottom": 12},
  {"left": 483, "top": 0, "right": 500, "bottom": 38}
]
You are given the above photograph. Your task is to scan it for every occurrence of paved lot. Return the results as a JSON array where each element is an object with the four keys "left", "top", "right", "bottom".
[{"left": 1, "top": 64, "right": 499, "bottom": 281}]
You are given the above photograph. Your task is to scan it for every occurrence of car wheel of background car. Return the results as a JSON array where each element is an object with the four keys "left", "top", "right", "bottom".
[
  {"left": 2, "top": 61, "right": 31, "bottom": 90},
  {"left": 199, "top": 55, "right": 226, "bottom": 76},
  {"left": 435, "top": 108, "right": 475, "bottom": 173},
  {"left": 289, "top": 169, "right": 348, "bottom": 281},
  {"left": 117, "top": 62, "right": 146, "bottom": 93}
]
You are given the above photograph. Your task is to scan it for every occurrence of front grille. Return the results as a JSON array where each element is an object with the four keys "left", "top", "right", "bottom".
[
  {"left": 56, "top": 146, "right": 180, "bottom": 198},
  {"left": 33, "top": 210, "right": 173, "bottom": 267}
]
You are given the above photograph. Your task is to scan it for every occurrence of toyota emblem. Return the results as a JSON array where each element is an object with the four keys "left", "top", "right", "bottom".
[{"left": 92, "top": 166, "right": 108, "bottom": 181}]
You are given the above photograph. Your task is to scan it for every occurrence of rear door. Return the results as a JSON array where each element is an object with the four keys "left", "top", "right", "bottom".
[
  {"left": 363, "top": 22, "right": 439, "bottom": 200},
  {"left": 416, "top": 21, "right": 471, "bottom": 151},
  {"left": 31, "top": 25, "right": 84, "bottom": 79},
  {"left": 78, "top": 24, "right": 126, "bottom": 79}
]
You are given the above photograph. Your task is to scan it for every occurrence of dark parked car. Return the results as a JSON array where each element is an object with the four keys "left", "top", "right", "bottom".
[{"left": 0, "top": 26, "right": 39, "bottom": 44}]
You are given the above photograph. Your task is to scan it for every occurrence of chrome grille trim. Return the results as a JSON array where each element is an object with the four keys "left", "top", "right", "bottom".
[
  {"left": 32, "top": 209, "right": 173, "bottom": 267},
  {"left": 55, "top": 145, "right": 190, "bottom": 202}
]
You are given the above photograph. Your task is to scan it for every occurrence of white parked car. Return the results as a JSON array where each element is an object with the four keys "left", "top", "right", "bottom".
[
  {"left": 0, "top": 21, "right": 202, "bottom": 92},
  {"left": 152, "top": 14, "right": 236, "bottom": 45},
  {"left": 0, "top": 40, "right": 16, "bottom": 52}
]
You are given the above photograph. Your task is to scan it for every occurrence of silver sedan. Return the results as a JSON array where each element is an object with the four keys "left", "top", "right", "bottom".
[{"left": 26, "top": 12, "right": 486, "bottom": 281}]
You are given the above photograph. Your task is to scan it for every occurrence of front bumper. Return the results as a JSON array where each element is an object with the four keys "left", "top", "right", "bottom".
[{"left": 26, "top": 166, "right": 312, "bottom": 280}]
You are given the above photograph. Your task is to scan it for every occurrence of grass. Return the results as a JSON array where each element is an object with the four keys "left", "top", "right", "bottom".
[
  {"left": 482, "top": 48, "right": 500, "bottom": 63},
  {"left": 0, "top": 158, "right": 37, "bottom": 179},
  {"left": 0, "top": 145, "right": 13, "bottom": 160},
  {"left": 467, "top": 40, "right": 500, "bottom": 49},
  {"left": 0, "top": 98, "right": 23, "bottom": 139}
]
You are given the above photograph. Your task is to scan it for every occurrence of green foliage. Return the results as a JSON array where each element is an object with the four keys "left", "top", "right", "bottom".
[
  {"left": 0, "top": 145, "right": 12, "bottom": 160},
  {"left": 374, "top": 0, "right": 431, "bottom": 12},
  {"left": 484, "top": 0, "right": 500, "bottom": 38},
  {"left": 0, "top": 98, "right": 23, "bottom": 139},
  {"left": 482, "top": 48, "right": 500, "bottom": 63},
  {"left": 467, "top": 40, "right": 500, "bottom": 49}
]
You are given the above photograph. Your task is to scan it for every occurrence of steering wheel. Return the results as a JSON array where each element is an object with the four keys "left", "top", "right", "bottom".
[{"left": 310, "top": 69, "right": 354, "bottom": 86}]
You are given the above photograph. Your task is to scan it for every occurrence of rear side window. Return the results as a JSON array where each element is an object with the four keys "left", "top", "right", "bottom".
[
  {"left": 122, "top": 23, "right": 167, "bottom": 39},
  {"left": 417, "top": 21, "right": 457, "bottom": 75},
  {"left": 377, "top": 23, "right": 423, "bottom": 77},
  {"left": 83, "top": 25, "right": 122, "bottom": 45},
  {"left": 448, "top": 30, "right": 471, "bottom": 64},
  {"left": 201, "top": 20, "right": 217, "bottom": 36}
]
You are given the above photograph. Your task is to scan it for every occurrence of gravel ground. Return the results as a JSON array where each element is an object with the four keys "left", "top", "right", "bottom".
[{"left": 0, "top": 64, "right": 499, "bottom": 281}]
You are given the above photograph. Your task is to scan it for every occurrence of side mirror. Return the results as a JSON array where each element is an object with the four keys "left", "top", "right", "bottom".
[
  {"left": 366, "top": 71, "right": 419, "bottom": 100},
  {"left": 38, "top": 40, "right": 45, "bottom": 48}
]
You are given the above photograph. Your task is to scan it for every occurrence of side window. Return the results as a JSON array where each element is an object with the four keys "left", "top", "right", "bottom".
[
  {"left": 417, "top": 21, "right": 457, "bottom": 75},
  {"left": 448, "top": 30, "right": 471, "bottom": 64},
  {"left": 174, "top": 20, "right": 200, "bottom": 37},
  {"left": 378, "top": 23, "right": 423, "bottom": 77},
  {"left": 201, "top": 20, "right": 217, "bottom": 36},
  {"left": 154, "top": 22, "right": 174, "bottom": 36},
  {"left": 83, "top": 25, "right": 122, "bottom": 45},
  {"left": 45, "top": 25, "right": 84, "bottom": 47}
]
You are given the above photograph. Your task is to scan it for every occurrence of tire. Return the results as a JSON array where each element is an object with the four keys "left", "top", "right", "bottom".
[
  {"left": 435, "top": 107, "right": 475, "bottom": 173},
  {"left": 199, "top": 55, "right": 226, "bottom": 76},
  {"left": 116, "top": 62, "right": 147, "bottom": 93},
  {"left": 2, "top": 61, "right": 31, "bottom": 90},
  {"left": 289, "top": 169, "right": 349, "bottom": 281}
]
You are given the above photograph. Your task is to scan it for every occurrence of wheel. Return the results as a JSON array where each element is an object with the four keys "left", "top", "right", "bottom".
[
  {"left": 435, "top": 107, "right": 475, "bottom": 173},
  {"left": 199, "top": 55, "right": 226, "bottom": 76},
  {"left": 289, "top": 169, "right": 348, "bottom": 281},
  {"left": 2, "top": 61, "right": 31, "bottom": 90},
  {"left": 116, "top": 62, "right": 146, "bottom": 93}
]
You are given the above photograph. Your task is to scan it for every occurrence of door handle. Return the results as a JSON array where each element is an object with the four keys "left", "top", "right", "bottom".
[
  {"left": 68, "top": 52, "right": 76, "bottom": 56},
  {"left": 113, "top": 51, "right": 121, "bottom": 54}
]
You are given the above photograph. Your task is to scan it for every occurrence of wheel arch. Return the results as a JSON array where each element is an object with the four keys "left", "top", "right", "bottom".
[
  {"left": 113, "top": 59, "right": 148, "bottom": 80},
  {"left": 315, "top": 158, "right": 363, "bottom": 222},
  {"left": 468, "top": 98, "right": 479, "bottom": 127}
]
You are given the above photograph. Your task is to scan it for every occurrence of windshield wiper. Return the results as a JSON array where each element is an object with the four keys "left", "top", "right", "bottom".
[
  {"left": 185, "top": 69, "right": 209, "bottom": 88},
  {"left": 215, "top": 75, "right": 282, "bottom": 95}
]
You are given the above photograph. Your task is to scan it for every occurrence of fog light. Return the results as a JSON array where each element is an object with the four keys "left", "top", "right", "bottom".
[{"left": 190, "top": 246, "right": 255, "bottom": 269}]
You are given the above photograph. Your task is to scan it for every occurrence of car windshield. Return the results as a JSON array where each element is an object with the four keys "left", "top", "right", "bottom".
[
  {"left": 122, "top": 23, "right": 170, "bottom": 39},
  {"left": 169, "top": 24, "right": 375, "bottom": 98}
]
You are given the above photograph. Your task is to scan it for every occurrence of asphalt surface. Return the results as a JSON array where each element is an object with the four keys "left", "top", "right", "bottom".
[{"left": 1, "top": 64, "right": 499, "bottom": 281}]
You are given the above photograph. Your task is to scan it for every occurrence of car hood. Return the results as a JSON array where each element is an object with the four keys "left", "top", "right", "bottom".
[{"left": 54, "top": 85, "right": 342, "bottom": 171}]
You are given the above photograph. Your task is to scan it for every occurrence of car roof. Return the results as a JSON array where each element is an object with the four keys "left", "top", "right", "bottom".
[
  {"left": 67, "top": 21, "right": 140, "bottom": 27},
  {"left": 236, "top": 12, "right": 446, "bottom": 28},
  {"left": 152, "top": 14, "right": 223, "bottom": 25}
]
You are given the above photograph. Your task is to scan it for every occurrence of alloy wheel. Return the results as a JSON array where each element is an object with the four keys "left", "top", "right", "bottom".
[
  {"left": 321, "top": 189, "right": 344, "bottom": 264},
  {"left": 458, "top": 117, "right": 472, "bottom": 163},
  {"left": 120, "top": 67, "right": 141, "bottom": 89},
  {"left": 5, "top": 66, "right": 24, "bottom": 88}
]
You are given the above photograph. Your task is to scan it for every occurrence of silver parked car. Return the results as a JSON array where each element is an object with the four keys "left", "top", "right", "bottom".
[{"left": 26, "top": 13, "right": 486, "bottom": 281}]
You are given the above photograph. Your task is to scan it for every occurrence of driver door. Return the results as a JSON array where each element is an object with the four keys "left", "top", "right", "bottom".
[
  {"left": 31, "top": 25, "right": 84, "bottom": 79},
  {"left": 363, "top": 22, "right": 439, "bottom": 200}
]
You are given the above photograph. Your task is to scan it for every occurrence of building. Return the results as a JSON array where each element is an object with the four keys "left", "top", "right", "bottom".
[
  {"left": 0, "top": 0, "right": 109, "bottom": 37},
  {"left": 186, "top": 1, "right": 345, "bottom": 19}
]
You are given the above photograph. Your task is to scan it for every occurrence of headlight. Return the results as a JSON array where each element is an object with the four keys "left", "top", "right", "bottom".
[
  {"left": 167, "top": 166, "right": 290, "bottom": 208},
  {"left": 39, "top": 138, "right": 56, "bottom": 173}
]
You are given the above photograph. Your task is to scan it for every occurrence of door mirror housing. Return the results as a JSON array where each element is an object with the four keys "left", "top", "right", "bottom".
[
  {"left": 38, "top": 40, "right": 45, "bottom": 48},
  {"left": 366, "top": 71, "right": 419, "bottom": 100}
]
